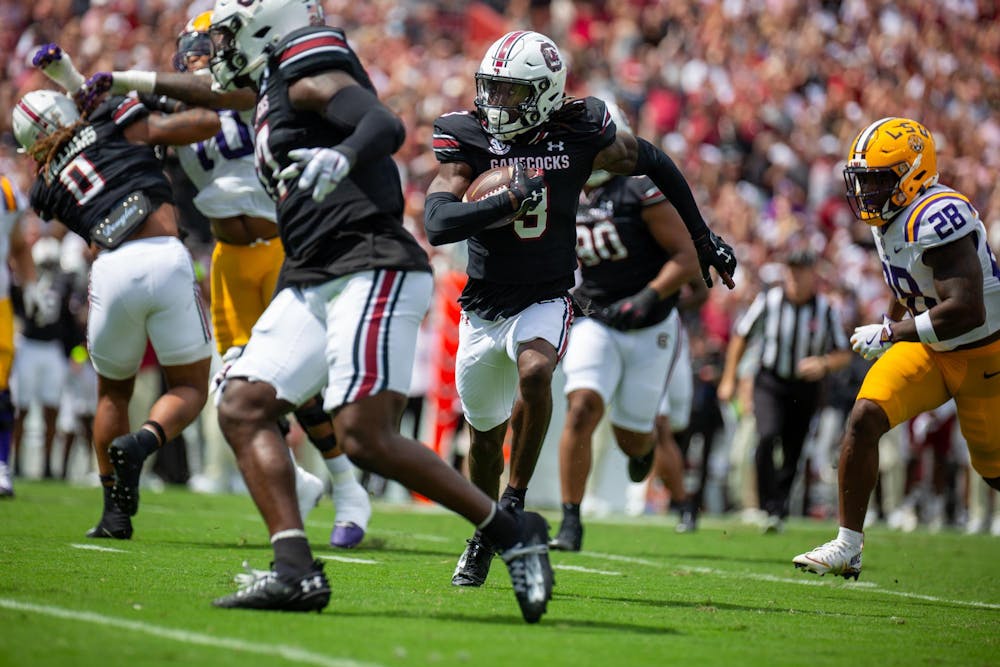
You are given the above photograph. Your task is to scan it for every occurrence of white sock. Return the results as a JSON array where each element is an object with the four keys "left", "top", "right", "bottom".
[
  {"left": 325, "top": 454, "right": 359, "bottom": 488},
  {"left": 837, "top": 526, "right": 864, "bottom": 549}
]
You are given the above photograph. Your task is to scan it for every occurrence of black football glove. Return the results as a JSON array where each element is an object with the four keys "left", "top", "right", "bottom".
[
  {"left": 602, "top": 286, "right": 660, "bottom": 330},
  {"left": 693, "top": 231, "right": 737, "bottom": 289},
  {"left": 508, "top": 163, "right": 545, "bottom": 216}
]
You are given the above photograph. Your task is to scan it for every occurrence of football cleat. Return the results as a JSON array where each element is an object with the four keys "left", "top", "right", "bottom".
[
  {"left": 451, "top": 535, "right": 495, "bottom": 587},
  {"left": 0, "top": 461, "right": 13, "bottom": 498},
  {"left": 793, "top": 539, "right": 863, "bottom": 580},
  {"left": 675, "top": 501, "right": 698, "bottom": 534},
  {"left": 500, "top": 510, "right": 554, "bottom": 624},
  {"left": 548, "top": 516, "right": 583, "bottom": 551},
  {"left": 762, "top": 514, "right": 785, "bottom": 534},
  {"left": 86, "top": 485, "right": 133, "bottom": 539},
  {"left": 627, "top": 449, "right": 655, "bottom": 483},
  {"left": 330, "top": 477, "right": 371, "bottom": 549},
  {"left": 213, "top": 560, "right": 330, "bottom": 612},
  {"left": 108, "top": 432, "right": 148, "bottom": 516}
]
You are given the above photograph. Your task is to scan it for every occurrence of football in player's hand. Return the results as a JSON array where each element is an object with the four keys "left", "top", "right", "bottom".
[{"left": 463, "top": 165, "right": 541, "bottom": 229}]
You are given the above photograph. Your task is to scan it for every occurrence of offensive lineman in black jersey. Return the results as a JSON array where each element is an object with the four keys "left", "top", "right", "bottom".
[
  {"left": 423, "top": 31, "right": 737, "bottom": 587},
  {"left": 91, "top": 0, "right": 556, "bottom": 620},
  {"left": 12, "top": 88, "right": 217, "bottom": 539}
]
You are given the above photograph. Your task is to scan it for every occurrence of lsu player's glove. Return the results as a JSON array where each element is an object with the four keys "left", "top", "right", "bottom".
[
  {"left": 32, "top": 44, "right": 86, "bottom": 95},
  {"left": 851, "top": 315, "right": 895, "bottom": 361},
  {"left": 75, "top": 73, "right": 114, "bottom": 115}
]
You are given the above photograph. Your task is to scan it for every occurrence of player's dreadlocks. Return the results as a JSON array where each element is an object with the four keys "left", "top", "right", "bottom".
[{"left": 31, "top": 118, "right": 90, "bottom": 184}]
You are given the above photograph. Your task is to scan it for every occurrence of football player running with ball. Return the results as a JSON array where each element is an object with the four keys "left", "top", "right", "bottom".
[
  {"left": 794, "top": 117, "right": 1000, "bottom": 580},
  {"left": 424, "top": 32, "right": 737, "bottom": 587}
]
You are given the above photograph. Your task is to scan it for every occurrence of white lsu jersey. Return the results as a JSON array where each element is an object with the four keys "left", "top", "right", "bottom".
[
  {"left": 175, "top": 109, "right": 276, "bottom": 222},
  {"left": 0, "top": 175, "right": 26, "bottom": 298},
  {"left": 872, "top": 184, "right": 1000, "bottom": 351}
]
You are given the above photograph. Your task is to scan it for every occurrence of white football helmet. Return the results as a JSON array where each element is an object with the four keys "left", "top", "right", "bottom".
[
  {"left": 11, "top": 89, "right": 80, "bottom": 157},
  {"left": 475, "top": 31, "right": 567, "bottom": 141},
  {"left": 209, "top": 0, "right": 324, "bottom": 91},
  {"left": 31, "top": 237, "right": 62, "bottom": 270},
  {"left": 586, "top": 100, "right": 631, "bottom": 188}
]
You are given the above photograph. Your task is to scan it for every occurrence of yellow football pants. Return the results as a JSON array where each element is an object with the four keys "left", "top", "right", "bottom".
[
  {"left": 0, "top": 298, "right": 13, "bottom": 390},
  {"left": 210, "top": 239, "right": 284, "bottom": 354},
  {"left": 857, "top": 339, "right": 1000, "bottom": 478}
]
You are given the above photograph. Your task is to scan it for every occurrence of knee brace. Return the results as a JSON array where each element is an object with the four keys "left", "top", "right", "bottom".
[{"left": 294, "top": 395, "right": 337, "bottom": 454}]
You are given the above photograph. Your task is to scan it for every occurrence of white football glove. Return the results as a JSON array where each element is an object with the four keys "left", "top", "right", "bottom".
[
  {"left": 851, "top": 315, "right": 894, "bottom": 361},
  {"left": 210, "top": 345, "right": 245, "bottom": 400},
  {"left": 278, "top": 147, "right": 351, "bottom": 202}
]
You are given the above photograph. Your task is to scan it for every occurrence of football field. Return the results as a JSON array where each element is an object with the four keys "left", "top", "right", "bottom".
[{"left": 2, "top": 481, "right": 997, "bottom": 667}]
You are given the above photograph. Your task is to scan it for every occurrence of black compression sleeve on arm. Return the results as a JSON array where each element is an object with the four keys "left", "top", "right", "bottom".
[
  {"left": 323, "top": 85, "right": 405, "bottom": 167},
  {"left": 424, "top": 191, "right": 514, "bottom": 246},
  {"left": 631, "top": 137, "right": 709, "bottom": 240}
]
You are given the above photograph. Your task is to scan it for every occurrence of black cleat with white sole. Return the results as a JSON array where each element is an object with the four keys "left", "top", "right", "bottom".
[
  {"left": 213, "top": 561, "right": 330, "bottom": 612},
  {"left": 500, "top": 510, "right": 554, "bottom": 623},
  {"left": 451, "top": 535, "right": 495, "bottom": 587}
]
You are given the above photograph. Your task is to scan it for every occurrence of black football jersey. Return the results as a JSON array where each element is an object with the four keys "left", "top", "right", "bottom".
[
  {"left": 253, "top": 26, "right": 429, "bottom": 286},
  {"left": 29, "top": 96, "right": 173, "bottom": 244},
  {"left": 432, "top": 97, "right": 616, "bottom": 319},
  {"left": 574, "top": 175, "right": 678, "bottom": 328},
  {"left": 14, "top": 270, "right": 75, "bottom": 344}
]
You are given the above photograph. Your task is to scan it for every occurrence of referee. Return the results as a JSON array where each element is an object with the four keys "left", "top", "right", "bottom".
[{"left": 717, "top": 249, "right": 852, "bottom": 532}]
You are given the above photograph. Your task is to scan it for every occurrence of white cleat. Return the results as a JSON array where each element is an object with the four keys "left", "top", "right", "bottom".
[
  {"left": 295, "top": 466, "right": 325, "bottom": 522},
  {"left": 793, "top": 539, "right": 862, "bottom": 580}
]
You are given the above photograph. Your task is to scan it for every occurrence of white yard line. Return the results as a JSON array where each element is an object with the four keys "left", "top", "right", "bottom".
[
  {"left": 0, "top": 598, "right": 384, "bottom": 667},
  {"left": 318, "top": 555, "right": 379, "bottom": 565},
  {"left": 579, "top": 551, "right": 1000, "bottom": 610},
  {"left": 69, "top": 543, "right": 127, "bottom": 553},
  {"left": 553, "top": 564, "right": 622, "bottom": 576}
]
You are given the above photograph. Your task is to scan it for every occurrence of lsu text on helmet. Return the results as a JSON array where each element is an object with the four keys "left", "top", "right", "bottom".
[
  {"left": 12, "top": 89, "right": 81, "bottom": 158},
  {"left": 843, "top": 117, "right": 938, "bottom": 226},
  {"left": 209, "top": 0, "right": 324, "bottom": 91},
  {"left": 173, "top": 11, "right": 214, "bottom": 72},
  {"left": 586, "top": 99, "right": 631, "bottom": 188},
  {"left": 475, "top": 31, "right": 567, "bottom": 141}
]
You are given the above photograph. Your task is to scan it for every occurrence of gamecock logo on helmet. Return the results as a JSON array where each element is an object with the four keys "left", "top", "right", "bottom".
[{"left": 540, "top": 43, "right": 562, "bottom": 72}]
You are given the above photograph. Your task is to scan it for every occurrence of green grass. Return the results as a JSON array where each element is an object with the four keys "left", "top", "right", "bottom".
[{"left": 2, "top": 481, "right": 998, "bottom": 667}]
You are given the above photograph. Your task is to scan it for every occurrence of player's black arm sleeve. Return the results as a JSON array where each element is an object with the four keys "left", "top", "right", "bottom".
[
  {"left": 631, "top": 137, "right": 709, "bottom": 240},
  {"left": 324, "top": 86, "right": 405, "bottom": 166},
  {"left": 424, "top": 191, "right": 513, "bottom": 246}
]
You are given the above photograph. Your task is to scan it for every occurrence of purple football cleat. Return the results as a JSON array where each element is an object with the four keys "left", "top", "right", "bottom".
[{"left": 330, "top": 521, "right": 365, "bottom": 548}]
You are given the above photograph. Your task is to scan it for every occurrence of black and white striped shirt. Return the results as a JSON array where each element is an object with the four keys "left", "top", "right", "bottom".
[{"left": 735, "top": 286, "right": 850, "bottom": 381}]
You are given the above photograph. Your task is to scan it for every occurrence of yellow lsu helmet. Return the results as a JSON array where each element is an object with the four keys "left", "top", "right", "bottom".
[
  {"left": 173, "top": 11, "right": 214, "bottom": 72},
  {"left": 843, "top": 117, "right": 938, "bottom": 226}
]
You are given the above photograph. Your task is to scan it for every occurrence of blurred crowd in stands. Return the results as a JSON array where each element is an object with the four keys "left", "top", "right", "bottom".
[{"left": 2, "top": 0, "right": 998, "bottom": 534}]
